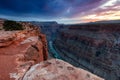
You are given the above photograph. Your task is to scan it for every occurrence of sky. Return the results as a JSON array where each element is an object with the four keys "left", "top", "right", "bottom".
[{"left": 0, "top": 0, "right": 120, "bottom": 24}]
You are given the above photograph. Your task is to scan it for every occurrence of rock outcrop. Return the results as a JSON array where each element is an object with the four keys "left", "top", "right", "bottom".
[
  {"left": 54, "top": 23, "right": 120, "bottom": 80},
  {"left": 0, "top": 27, "right": 48, "bottom": 80},
  {"left": 23, "top": 59, "right": 104, "bottom": 80}
]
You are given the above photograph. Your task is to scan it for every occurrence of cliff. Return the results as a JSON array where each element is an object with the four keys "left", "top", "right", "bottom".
[
  {"left": 0, "top": 20, "right": 106, "bottom": 80},
  {"left": 0, "top": 26, "right": 48, "bottom": 80},
  {"left": 23, "top": 59, "right": 104, "bottom": 80},
  {"left": 54, "top": 23, "right": 120, "bottom": 80}
]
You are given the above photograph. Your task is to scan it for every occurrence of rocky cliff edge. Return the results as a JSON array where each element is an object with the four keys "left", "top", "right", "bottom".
[{"left": 0, "top": 28, "right": 48, "bottom": 80}]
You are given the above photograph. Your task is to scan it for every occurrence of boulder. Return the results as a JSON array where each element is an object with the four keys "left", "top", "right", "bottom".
[{"left": 23, "top": 59, "right": 104, "bottom": 80}]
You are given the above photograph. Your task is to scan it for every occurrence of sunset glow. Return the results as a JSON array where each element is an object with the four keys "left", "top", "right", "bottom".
[{"left": 0, "top": 0, "right": 119, "bottom": 24}]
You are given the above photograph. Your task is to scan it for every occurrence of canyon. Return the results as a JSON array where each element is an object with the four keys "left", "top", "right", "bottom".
[
  {"left": 54, "top": 23, "right": 120, "bottom": 80},
  {"left": 30, "top": 21, "right": 64, "bottom": 41},
  {"left": 0, "top": 19, "right": 104, "bottom": 80}
]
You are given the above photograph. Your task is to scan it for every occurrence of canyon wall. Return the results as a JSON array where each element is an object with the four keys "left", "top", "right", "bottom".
[
  {"left": 0, "top": 23, "right": 48, "bottom": 80},
  {"left": 54, "top": 23, "right": 120, "bottom": 80}
]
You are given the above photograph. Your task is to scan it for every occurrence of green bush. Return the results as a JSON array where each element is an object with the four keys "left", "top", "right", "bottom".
[{"left": 3, "top": 20, "right": 23, "bottom": 31}]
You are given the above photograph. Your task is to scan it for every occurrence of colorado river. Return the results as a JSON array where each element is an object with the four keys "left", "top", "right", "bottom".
[{"left": 48, "top": 41, "right": 61, "bottom": 59}]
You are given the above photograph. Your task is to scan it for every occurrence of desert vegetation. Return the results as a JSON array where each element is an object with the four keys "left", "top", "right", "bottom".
[{"left": 3, "top": 20, "right": 23, "bottom": 31}]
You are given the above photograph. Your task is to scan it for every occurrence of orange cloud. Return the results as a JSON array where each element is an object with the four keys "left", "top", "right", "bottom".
[
  {"left": 73, "top": 0, "right": 120, "bottom": 23},
  {"left": 81, "top": 10, "right": 120, "bottom": 22}
]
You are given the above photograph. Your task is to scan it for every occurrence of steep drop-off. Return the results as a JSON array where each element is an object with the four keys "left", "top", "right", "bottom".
[
  {"left": 30, "top": 21, "right": 61, "bottom": 41},
  {"left": 0, "top": 20, "right": 104, "bottom": 80},
  {"left": 54, "top": 23, "right": 120, "bottom": 80}
]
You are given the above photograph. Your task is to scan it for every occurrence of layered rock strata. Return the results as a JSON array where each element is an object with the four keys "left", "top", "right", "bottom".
[
  {"left": 0, "top": 29, "right": 48, "bottom": 80},
  {"left": 54, "top": 23, "right": 120, "bottom": 80}
]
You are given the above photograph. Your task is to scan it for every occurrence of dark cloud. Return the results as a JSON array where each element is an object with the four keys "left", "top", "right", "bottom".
[{"left": 0, "top": 0, "right": 107, "bottom": 20}]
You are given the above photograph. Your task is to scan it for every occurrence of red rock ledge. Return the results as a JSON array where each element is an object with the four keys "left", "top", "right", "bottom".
[{"left": 0, "top": 30, "right": 48, "bottom": 80}]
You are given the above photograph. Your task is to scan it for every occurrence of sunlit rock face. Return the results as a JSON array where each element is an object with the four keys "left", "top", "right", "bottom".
[
  {"left": 23, "top": 59, "right": 104, "bottom": 80},
  {"left": 0, "top": 25, "right": 48, "bottom": 80},
  {"left": 54, "top": 23, "right": 120, "bottom": 80}
]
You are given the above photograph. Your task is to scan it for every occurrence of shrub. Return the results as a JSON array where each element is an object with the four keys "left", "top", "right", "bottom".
[{"left": 3, "top": 20, "right": 23, "bottom": 31}]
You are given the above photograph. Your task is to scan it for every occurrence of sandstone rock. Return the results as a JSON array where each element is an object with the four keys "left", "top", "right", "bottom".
[
  {"left": 23, "top": 59, "right": 104, "bottom": 80},
  {"left": 0, "top": 31, "right": 16, "bottom": 47},
  {"left": 0, "top": 29, "right": 48, "bottom": 80}
]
